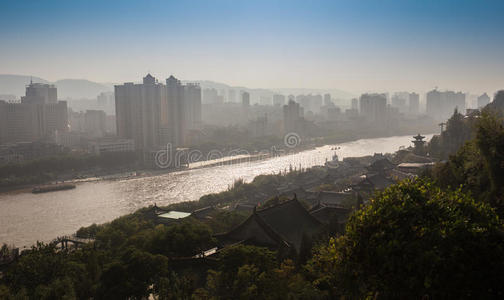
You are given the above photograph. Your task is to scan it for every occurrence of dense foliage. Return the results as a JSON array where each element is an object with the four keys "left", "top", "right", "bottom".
[
  {"left": 430, "top": 111, "right": 504, "bottom": 215},
  {"left": 308, "top": 179, "right": 504, "bottom": 298},
  {"left": 427, "top": 109, "right": 474, "bottom": 160},
  {"left": 0, "top": 152, "right": 138, "bottom": 187}
]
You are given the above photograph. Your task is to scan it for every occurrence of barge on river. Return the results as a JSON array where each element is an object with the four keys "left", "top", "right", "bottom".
[{"left": 32, "top": 183, "right": 76, "bottom": 194}]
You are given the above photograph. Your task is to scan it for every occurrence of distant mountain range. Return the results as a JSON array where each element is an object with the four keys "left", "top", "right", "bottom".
[
  {"left": 187, "top": 80, "right": 355, "bottom": 101},
  {"left": 0, "top": 75, "right": 112, "bottom": 100},
  {"left": 0, "top": 74, "right": 354, "bottom": 101}
]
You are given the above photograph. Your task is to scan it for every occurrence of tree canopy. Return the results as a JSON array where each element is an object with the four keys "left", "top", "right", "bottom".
[{"left": 308, "top": 179, "right": 504, "bottom": 299}]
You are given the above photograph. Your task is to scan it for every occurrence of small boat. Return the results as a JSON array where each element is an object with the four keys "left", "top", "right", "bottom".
[{"left": 32, "top": 183, "right": 76, "bottom": 194}]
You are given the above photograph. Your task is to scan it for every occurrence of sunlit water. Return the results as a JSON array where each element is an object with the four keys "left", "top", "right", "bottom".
[{"left": 0, "top": 134, "right": 432, "bottom": 247}]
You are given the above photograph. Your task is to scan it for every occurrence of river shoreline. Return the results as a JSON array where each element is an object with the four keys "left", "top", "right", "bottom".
[
  {"left": 0, "top": 133, "right": 434, "bottom": 248},
  {"left": 0, "top": 131, "right": 435, "bottom": 196}
]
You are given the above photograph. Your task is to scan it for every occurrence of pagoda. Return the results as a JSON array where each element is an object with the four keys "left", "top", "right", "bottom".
[{"left": 412, "top": 134, "right": 426, "bottom": 155}]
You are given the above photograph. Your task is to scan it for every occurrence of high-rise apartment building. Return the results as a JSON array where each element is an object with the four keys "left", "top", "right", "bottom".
[
  {"left": 351, "top": 98, "right": 359, "bottom": 110},
  {"left": 184, "top": 83, "right": 202, "bottom": 131},
  {"left": 0, "top": 101, "right": 40, "bottom": 143},
  {"left": 391, "top": 93, "right": 408, "bottom": 114},
  {"left": 84, "top": 110, "right": 107, "bottom": 138},
  {"left": 0, "top": 82, "right": 67, "bottom": 144},
  {"left": 409, "top": 93, "right": 420, "bottom": 115},
  {"left": 359, "top": 93, "right": 387, "bottom": 123},
  {"left": 273, "top": 94, "right": 286, "bottom": 106},
  {"left": 324, "top": 93, "right": 332, "bottom": 106},
  {"left": 115, "top": 74, "right": 165, "bottom": 152},
  {"left": 477, "top": 93, "right": 491, "bottom": 108},
  {"left": 426, "top": 90, "right": 465, "bottom": 121},
  {"left": 202, "top": 88, "right": 220, "bottom": 104},
  {"left": 21, "top": 82, "right": 57, "bottom": 104},
  {"left": 283, "top": 99, "right": 303, "bottom": 134},
  {"left": 241, "top": 91, "right": 250, "bottom": 106},
  {"left": 115, "top": 74, "right": 202, "bottom": 155},
  {"left": 228, "top": 89, "right": 236, "bottom": 103}
]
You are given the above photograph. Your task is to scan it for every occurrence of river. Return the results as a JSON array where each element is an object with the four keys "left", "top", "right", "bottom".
[{"left": 0, "top": 134, "right": 433, "bottom": 247}]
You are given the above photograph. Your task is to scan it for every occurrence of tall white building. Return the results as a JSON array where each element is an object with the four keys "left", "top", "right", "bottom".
[
  {"left": 477, "top": 93, "right": 491, "bottom": 108},
  {"left": 409, "top": 93, "right": 420, "bottom": 115},
  {"left": 273, "top": 94, "right": 286, "bottom": 106},
  {"left": 115, "top": 74, "right": 165, "bottom": 152},
  {"left": 283, "top": 99, "right": 303, "bottom": 134},
  {"left": 359, "top": 93, "right": 387, "bottom": 123},
  {"left": 115, "top": 74, "right": 202, "bottom": 158},
  {"left": 426, "top": 90, "right": 465, "bottom": 121}
]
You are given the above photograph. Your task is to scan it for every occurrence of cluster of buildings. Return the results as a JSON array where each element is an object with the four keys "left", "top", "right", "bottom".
[
  {"left": 0, "top": 81, "right": 124, "bottom": 162},
  {"left": 202, "top": 88, "right": 240, "bottom": 104},
  {"left": 0, "top": 75, "right": 496, "bottom": 167},
  {"left": 115, "top": 74, "right": 202, "bottom": 161},
  {"left": 0, "top": 82, "right": 70, "bottom": 162},
  {"left": 146, "top": 134, "right": 436, "bottom": 261},
  {"left": 203, "top": 87, "right": 496, "bottom": 136},
  {"left": 0, "top": 81, "right": 68, "bottom": 144},
  {"left": 201, "top": 88, "right": 438, "bottom": 140},
  {"left": 0, "top": 74, "right": 204, "bottom": 165}
]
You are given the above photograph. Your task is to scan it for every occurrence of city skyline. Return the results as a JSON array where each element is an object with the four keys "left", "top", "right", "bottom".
[{"left": 1, "top": 0, "right": 504, "bottom": 94}]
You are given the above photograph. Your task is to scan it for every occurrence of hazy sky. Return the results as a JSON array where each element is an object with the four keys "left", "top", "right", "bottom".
[{"left": 1, "top": 0, "right": 503, "bottom": 94}]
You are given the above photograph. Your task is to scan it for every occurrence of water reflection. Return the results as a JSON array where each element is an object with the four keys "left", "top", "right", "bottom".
[{"left": 0, "top": 134, "right": 432, "bottom": 247}]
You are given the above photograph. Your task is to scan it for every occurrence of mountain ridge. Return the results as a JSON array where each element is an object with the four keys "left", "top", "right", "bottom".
[{"left": 0, "top": 74, "right": 354, "bottom": 101}]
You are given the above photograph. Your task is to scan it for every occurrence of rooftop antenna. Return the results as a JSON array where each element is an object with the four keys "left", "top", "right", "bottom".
[{"left": 30, "top": 76, "right": 33, "bottom": 85}]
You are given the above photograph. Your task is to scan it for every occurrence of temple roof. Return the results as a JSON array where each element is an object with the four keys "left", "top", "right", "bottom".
[
  {"left": 367, "top": 158, "right": 396, "bottom": 172},
  {"left": 354, "top": 173, "right": 395, "bottom": 191},
  {"left": 365, "top": 173, "right": 395, "bottom": 190},
  {"left": 310, "top": 205, "right": 350, "bottom": 225},
  {"left": 216, "top": 198, "right": 323, "bottom": 253},
  {"left": 306, "top": 191, "right": 353, "bottom": 208}
]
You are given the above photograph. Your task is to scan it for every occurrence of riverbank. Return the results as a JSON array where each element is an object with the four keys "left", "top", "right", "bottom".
[
  {"left": 0, "top": 130, "right": 435, "bottom": 195},
  {"left": 0, "top": 134, "right": 434, "bottom": 248}
]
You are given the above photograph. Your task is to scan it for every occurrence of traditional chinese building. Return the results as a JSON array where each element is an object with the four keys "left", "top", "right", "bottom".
[
  {"left": 412, "top": 134, "right": 427, "bottom": 156},
  {"left": 215, "top": 197, "right": 323, "bottom": 254}
]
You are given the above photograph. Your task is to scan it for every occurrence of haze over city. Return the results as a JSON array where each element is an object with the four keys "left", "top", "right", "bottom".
[
  {"left": 1, "top": 0, "right": 504, "bottom": 94},
  {"left": 1, "top": 1, "right": 504, "bottom": 298}
]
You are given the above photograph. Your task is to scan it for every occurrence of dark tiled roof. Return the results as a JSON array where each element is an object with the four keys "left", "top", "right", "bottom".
[
  {"left": 366, "top": 173, "right": 395, "bottom": 190},
  {"left": 367, "top": 158, "right": 396, "bottom": 172},
  {"left": 215, "top": 213, "right": 287, "bottom": 248},
  {"left": 354, "top": 173, "right": 395, "bottom": 191},
  {"left": 256, "top": 199, "right": 323, "bottom": 252},
  {"left": 217, "top": 198, "right": 323, "bottom": 253},
  {"left": 310, "top": 205, "right": 350, "bottom": 225},
  {"left": 234, "top": 203, "right": 256, "bottom": 212},
  {"left": 317, "top": 191, "right": 352, "bottom": 206}
]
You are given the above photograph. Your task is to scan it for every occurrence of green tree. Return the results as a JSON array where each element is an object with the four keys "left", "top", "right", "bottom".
[
  {"left": 95, "top": 247, "right": 170, "bottom": 299},
  {"left": 308, "top": 179, "right": 504, "bottom": 298},
  {"left": 148, "top": 222, "right": 215, "bottom": 257},
  {"left": 428, "top": 110, "right": 504, "bottom": 215},
  {"left": 430, "top": 140, "right": 491, "bottom": 203},
  {"left": 475, "top": 111, "right": 504, "bottom": 212},
  {"left": 0, "top": 285, "right": 10, "bottom": 298},
  {"left": 203, "top": 245, "right": 319, "bottom": 299}
]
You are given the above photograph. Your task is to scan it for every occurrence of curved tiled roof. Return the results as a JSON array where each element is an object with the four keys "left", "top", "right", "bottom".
[{"left": 217, "top": 198, "right": 323, "bottom": 253}]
